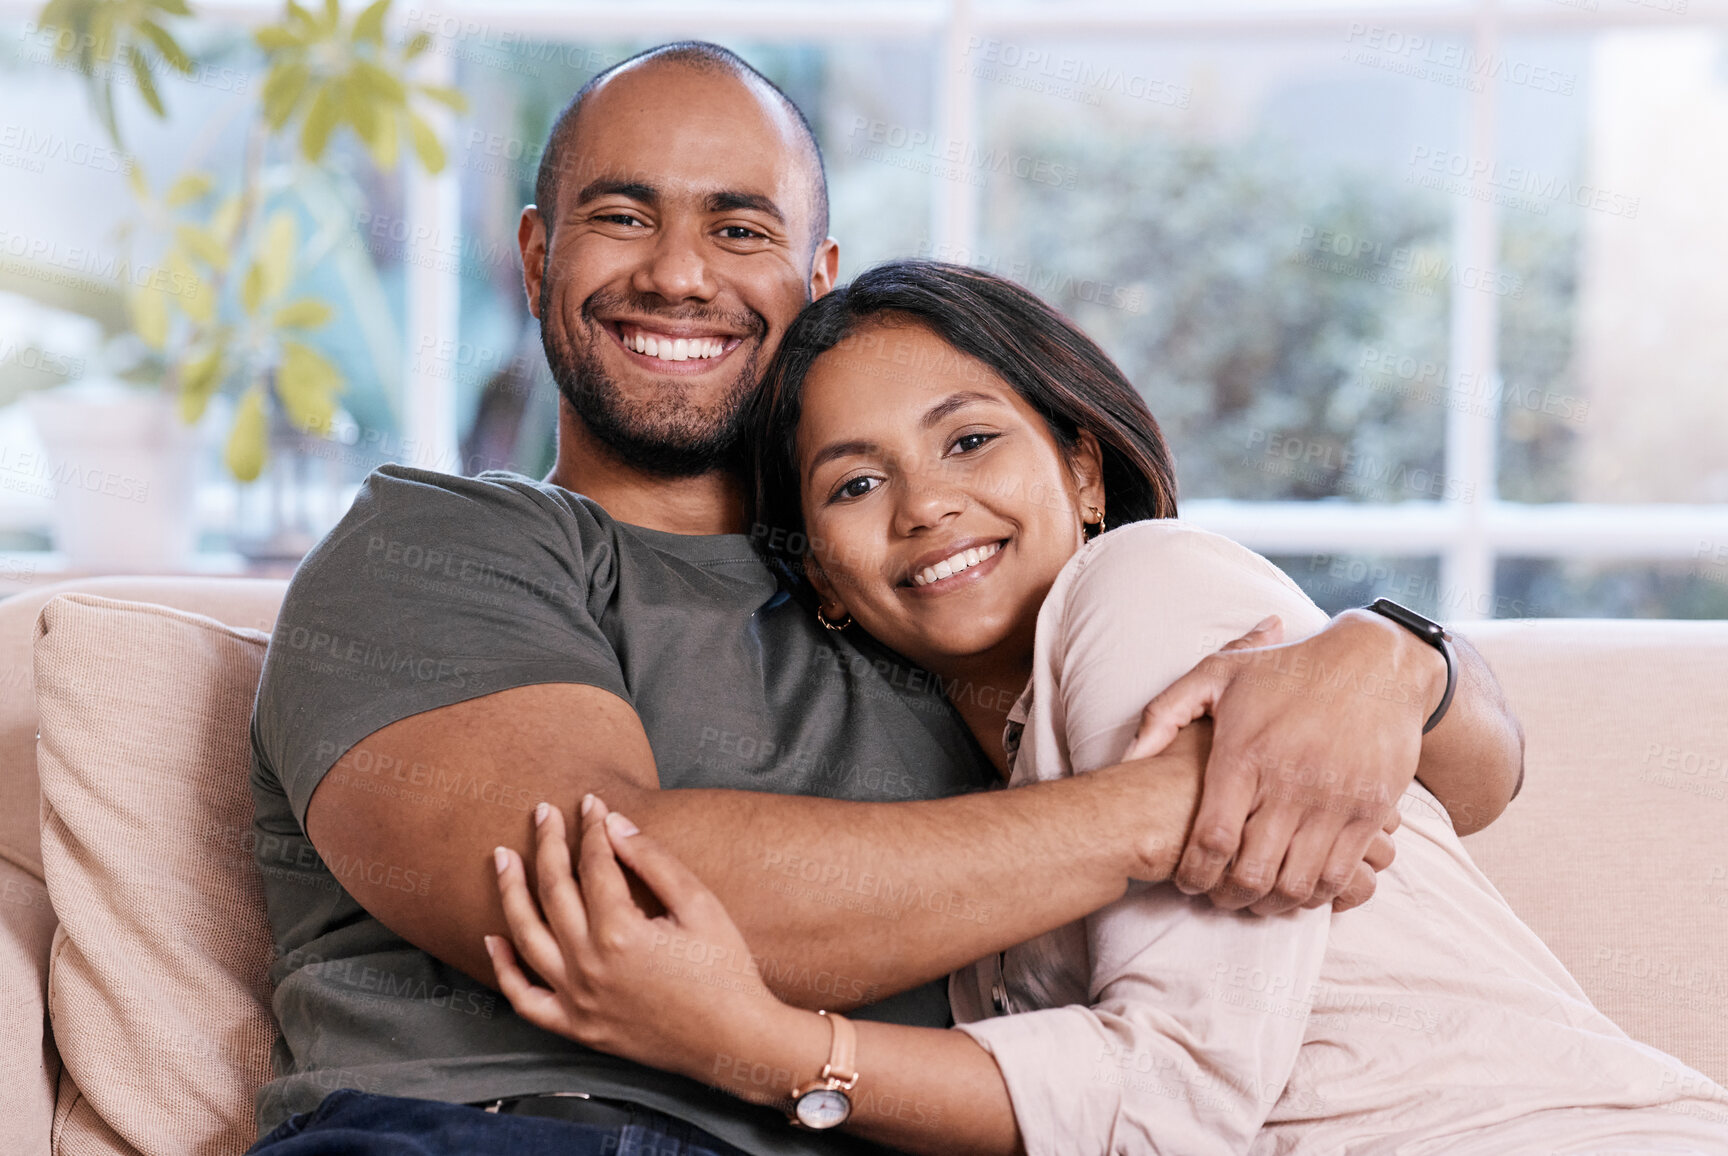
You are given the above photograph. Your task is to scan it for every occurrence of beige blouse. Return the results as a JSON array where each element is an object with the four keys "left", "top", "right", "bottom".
[{"left": 951, "top": 520, "right": 1728, "bottom": 1155}]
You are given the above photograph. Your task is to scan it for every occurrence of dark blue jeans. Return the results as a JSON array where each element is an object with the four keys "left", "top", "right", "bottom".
[{"left": 247, "top": 1089, "right": 753, "bottom": 1156}]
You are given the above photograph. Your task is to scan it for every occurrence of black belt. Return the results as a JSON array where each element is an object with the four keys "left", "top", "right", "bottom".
[
  {"left": 469, "top": 1092, "right": 741, "bottom": 1147},
  {"left": 472, "top": 1092, "right": 644, "bottom": 1128}
]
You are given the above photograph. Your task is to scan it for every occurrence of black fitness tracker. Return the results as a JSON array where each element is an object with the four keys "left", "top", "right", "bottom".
[{"left": 1364, "top": 597, "right": 1457, "bottom": 734}]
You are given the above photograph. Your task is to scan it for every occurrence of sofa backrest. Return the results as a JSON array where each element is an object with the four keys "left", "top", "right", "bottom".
[{"left": 1460, "top": 618, "right": 1728, "bottom": 1086}]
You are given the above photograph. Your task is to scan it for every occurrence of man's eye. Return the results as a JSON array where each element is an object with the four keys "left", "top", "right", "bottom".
[
  {"left": 952, "top": 433, "right": 996, "bottom": 454},
  {"left": 834, "top": 476, "right": 879, "bottom": 500},
  {"left": 720, "top": 225, "right": 765, "bottom": 240},
  {"left": 597, "top": 213, "right": 646, "bottom": 227}
]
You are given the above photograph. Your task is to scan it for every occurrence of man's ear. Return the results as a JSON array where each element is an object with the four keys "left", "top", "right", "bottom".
[
  {"left": 519, "top": 206, "right": 546, "bottom": 318},
  {"left": 1070, "top": 429, "right": 1107, "bottom": 517},
  {"left": 809, "top": 237, "right": 840, "bottom": 300}
]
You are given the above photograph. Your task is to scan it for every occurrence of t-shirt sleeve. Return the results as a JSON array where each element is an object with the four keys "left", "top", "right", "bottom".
[{"left": 252, "top": 465, "right": 632, "bottom": 827}]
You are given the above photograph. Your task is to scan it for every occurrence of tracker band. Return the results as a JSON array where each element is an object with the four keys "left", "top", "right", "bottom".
[{"left": 1364, "top": 597, "right": 1458, "bottom": 734}]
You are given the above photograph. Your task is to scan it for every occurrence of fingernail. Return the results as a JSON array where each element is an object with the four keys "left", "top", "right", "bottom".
[
  {"left": 1253, "top": 614, "right": 1280, "bottom": 631},
  {"left": 493, "top": 846, "right": 509, "bottom": 874},
  {"left": 606, "top": 812, "right": 639, "bottom": 838},
  {"left": 483, "top": 935, "right": 497, "bottom": 957},
  {"left": 534, "top": 801, "right": 550, "bottom": 826},
  {"left": 580, "top": 793, "right": 596, "bottom": 817}
]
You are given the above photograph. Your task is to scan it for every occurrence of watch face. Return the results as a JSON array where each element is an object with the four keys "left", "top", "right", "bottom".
[{"left": 795, "top": 1088, "right": 852, "bottom": 1129}]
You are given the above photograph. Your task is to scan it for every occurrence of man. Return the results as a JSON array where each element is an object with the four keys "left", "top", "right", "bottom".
[{"left": 246, "top": 41, "right": 1523, "bottom": 1155}]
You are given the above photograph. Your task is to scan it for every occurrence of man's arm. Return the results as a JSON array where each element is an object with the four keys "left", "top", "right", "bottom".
[
  {"left": 1128, "top": 607, "right": 1526, "bottom": 914},
  {"left": 303, "top": 681, "right": 1208, "bottom": 1010}
]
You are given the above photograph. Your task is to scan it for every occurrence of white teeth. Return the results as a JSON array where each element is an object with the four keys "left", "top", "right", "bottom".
[
  {"left": 911, "top": 541, "right": 1002, "bottom": 587},
  {"left": 625, "top": 330, "right": 730, "bottom": 361}
]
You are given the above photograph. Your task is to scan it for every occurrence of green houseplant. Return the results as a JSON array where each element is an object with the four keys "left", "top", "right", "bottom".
[{"left": 32, "top": 0, "right": 467, "bottom": 481}]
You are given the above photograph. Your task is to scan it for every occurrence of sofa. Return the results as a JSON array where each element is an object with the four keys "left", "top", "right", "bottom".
[{"left": 1, "top": 575, "right": 1725, "bottom": 1155}]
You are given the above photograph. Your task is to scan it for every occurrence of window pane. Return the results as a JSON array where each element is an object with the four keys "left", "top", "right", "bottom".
[
  {"left": 1496, "top": 556, "right": 1728, "bottom": 619},
  {"left": 1268, "top": 553, "right": 1445, "bottom": 617},
  {"left": 973, "top": 36, "right": 1464, "bottom": 501},
  {"left": 1498, "top": 28, "right": 1728, "bottom": 504}
]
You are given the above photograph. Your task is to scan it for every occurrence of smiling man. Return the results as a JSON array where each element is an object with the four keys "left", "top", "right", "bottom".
[{"left": 244, "top": 42, "right": 1523, "bottom": 1156}]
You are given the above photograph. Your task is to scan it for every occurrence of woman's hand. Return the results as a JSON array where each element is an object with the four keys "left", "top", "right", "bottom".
[{"left": 485, "top": 794, "right": 794, "bottom": 1087}]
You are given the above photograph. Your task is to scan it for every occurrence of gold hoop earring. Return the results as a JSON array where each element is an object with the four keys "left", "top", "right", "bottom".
[
  {"left": 816, "top": 606, "right": 852, "bottom": 631},
  {"left": 1084, "top": 505, "right": 1107, "bottom": 539}
]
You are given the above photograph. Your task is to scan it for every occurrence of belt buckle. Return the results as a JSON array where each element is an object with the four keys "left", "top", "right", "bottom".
[{"left": 481, "top": 1091, "right": 594, "bottom": 1114}]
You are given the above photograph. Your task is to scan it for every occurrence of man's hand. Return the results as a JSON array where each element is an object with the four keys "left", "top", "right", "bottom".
[{"left": 1121, "top": 612, "right": 1442, "bottom": 916}]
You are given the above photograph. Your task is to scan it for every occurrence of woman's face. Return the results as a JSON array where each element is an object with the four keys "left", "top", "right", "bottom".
[{"left": 796, "top": 319, "right": 1104, "bottom": 675}]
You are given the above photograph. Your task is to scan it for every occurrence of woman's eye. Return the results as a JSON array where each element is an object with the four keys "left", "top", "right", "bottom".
[
  {"left": 952, "top": 432, "right": 996, "bottom": 454},
  {"left": 835, "top": 476, "right": 879, "bottom": 500}
]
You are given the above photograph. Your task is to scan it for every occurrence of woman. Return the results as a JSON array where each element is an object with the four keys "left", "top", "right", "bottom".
[{"left": 483, "top": 262, "right": 1728, "bottom": 1155}]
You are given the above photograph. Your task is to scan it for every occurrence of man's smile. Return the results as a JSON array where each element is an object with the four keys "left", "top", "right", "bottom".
[{"left": 603, "top": 319, "right": 749, "bottom": 373}]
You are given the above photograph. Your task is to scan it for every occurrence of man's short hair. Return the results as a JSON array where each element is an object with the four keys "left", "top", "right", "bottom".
[{"left": 533, "top": 41, "right": 830, "bottom": 255}]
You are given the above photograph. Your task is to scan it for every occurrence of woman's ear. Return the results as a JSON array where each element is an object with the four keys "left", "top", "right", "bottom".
[
  {"left": 1069, "top": 429, "right": 1107, "bottom": 517},
  {"left": 803, "top": 552, "right": 848, "bottom": 619}
]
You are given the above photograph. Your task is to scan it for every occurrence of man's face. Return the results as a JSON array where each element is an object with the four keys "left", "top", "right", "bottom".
[{"left": 520, "top": 64, "right": 835, "bottom": 477}]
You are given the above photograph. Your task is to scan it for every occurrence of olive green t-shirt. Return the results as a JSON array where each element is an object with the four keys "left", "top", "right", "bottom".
[{"left": 248, "top": 464, "right": 995, "bottom": 1154}]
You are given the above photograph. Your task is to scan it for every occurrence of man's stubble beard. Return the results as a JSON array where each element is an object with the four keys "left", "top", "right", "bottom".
[{"left": 539, "top": 275, "right": 770, "bottom": 479}]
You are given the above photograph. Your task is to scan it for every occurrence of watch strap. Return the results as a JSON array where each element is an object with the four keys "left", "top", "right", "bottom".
[
  {"left": 818, "top": 1010, "right": 858, "bottom": 1086},
  {"left": 1364, "top": 598, "right": 1458, "bottom": 734}
]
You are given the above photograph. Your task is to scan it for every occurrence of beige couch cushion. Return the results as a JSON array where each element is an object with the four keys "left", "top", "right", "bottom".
[
  {"left": 35, "top": 594, "right": 279, "bottom": 1156},
  {"left": 0, "top": 858, "right": 58, "bottom": 1156},
  {"left": 0, "top": 576, "right": 286, "bottom": 882},
  {"left": 1462, "top": 618, "right": 1728, "bottom": 1087}
]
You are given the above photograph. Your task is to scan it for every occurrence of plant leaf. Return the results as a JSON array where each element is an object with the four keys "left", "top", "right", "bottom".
[
  {"left": 300, "top": 83, "right": 340, "bottom": 162},
  {"left": 352, "top": 59, "right": 406, "bottom": 104},
  {"left": 278, "top": 340, "right": 341, "bottom": 433},
  {"left": 255, "top": 25, "right": 304, "bottom": 52},
  {"left": 164, "top": 170, "right": 214, "bottom": 207},
  {"left": 148, "top": 0, "right": 193, "bottom": 15},
  {"left": 255, "top": 209, "right": 297, "bottom": 304},
  {"left": 176, "top": 345, "right": 224, "bottom": 423},
  {"left": 126, "top": 158, "right": 150, "bottom": 200},
  {"left": 351, "top": 0, "right": 390, "bottom": 45},
  {"left": 405, "top": 109, "right": 444, "bottom": 174},
  {"left": 225, "top": 387, "right": 269, "bottom": 481},
  {"left": 137, "top": 19, "right": 192, "bottom": 73},
  {"left": 263, "top": 60, "right": 311, "bottom": 129},
  {"left": 403, "top": 31, "right": 431, "bottom": 59},
  {"left": 174, "top": 223, "right": 228, "bottom": 269},
  {"left": 129, "top": 284, "right": 171, "bottom": 350},
  {"left": 130, "top": 51, "right": 165, "bottom": 117},
  {"left": 209, "top": 194, "right": 243, "bottom": 244},
  {"left": 363, "top": 104, "right": 399, "bottom": 170},
  {"left": 167, "top": 249, "right": 215, "bottom": 323},
  {"left": 274, "top": 298, "right": 334, "bottom": 329},
  {"left": 416, "top": 83, "right": 467, "bottom": 113}
]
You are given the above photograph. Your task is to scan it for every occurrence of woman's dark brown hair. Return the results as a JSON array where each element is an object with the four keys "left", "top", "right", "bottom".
[{"left": 748, "top": 260, "right": 1177, "bottom": 575}]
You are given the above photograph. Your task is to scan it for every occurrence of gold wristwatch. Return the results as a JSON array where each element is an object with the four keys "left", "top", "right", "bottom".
[{"left": 787, "top": 1010, "right": 858, "bottom": 1130}]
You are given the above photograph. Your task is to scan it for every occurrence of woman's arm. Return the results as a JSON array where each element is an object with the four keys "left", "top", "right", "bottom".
[{"left": 488, "top": 795, "right": 1025, "bottom": 1156}]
